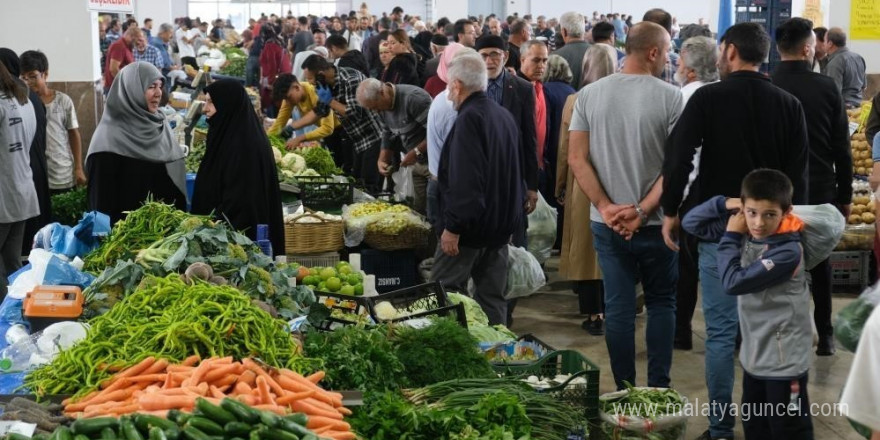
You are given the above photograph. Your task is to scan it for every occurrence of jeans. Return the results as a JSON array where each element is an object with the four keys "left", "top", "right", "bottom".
[
  {"left": 246, "top": 56, "right": 260, "bottom": 88},
  {"left": 675, "top": 228, "right": 700, "bottom": 342},
  {"left": 591, "top": 223, "right": 677, "bottom": 389},
  {"left": 426, "top": 178, "right": 439, "bottom": 227},
  {"left": 699, "top": 241, "right": 739, "bottom": 438}
]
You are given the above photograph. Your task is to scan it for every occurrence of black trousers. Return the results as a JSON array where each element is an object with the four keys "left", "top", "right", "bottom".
[
  {"left": 742, "top": 372, "right": 814, "bottom": 440},
  {"left": 674, "top": 228, "right": 700, "bottom": 340},
  {"left": 575, "top": 280, "right": 604, "bottom": 315},
  {"left": 808, "top": 258, "right": 833, "bottom": 336},
  {"left": 322, "top": 129, "right": 354, "bottom": 175}
]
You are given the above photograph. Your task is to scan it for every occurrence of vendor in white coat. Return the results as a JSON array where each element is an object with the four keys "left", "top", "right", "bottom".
[{"left": 841, "top": 304, "right": 880, "bottom": 440}]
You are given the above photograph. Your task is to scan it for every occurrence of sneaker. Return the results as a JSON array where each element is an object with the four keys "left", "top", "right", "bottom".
[
  {"left": 817, "top": 334, "right": 836, "bottom": 356},
  {"left": 695, "top": 430, "right": 732, "bottom": 440}
]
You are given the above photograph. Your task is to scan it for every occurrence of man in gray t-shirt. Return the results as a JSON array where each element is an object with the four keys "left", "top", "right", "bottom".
[
  {"left": 568, "top": 22, "right": 682, "bottom": 391},
  {"left": 357, "top": 79, "right": 431, "bottom": 214}
]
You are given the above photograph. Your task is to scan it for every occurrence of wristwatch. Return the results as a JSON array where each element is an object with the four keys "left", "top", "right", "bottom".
[{"left": 634, "top": 204, "right": 649, "bottom": 225}]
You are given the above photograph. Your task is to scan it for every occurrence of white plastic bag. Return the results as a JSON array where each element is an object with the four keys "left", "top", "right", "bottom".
[
  {"left": 505, "top": 245, "right": 546, "bottom": 299},
  {"left": 392, "top": 166, "right": 415, "bottom": 204},
  {"left": 7, "top": 249, "right": 54, "bottom": 299},
  {"left": 599, "top": 388, "right": 689, "bottom": 439},
  {"left": 527, "top": 193, "right": 558, "bottom": 264},
  {"left": 791, "top": 204, "right": 846, "bottom": 269}
]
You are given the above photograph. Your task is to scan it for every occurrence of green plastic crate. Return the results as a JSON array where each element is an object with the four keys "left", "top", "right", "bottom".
[{"left": 492, "top": 349, "right": 600, "bottom": 422}]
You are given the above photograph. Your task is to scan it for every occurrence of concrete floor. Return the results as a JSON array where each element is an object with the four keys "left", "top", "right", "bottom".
[{"left": 511, "top": 257, "right": 864, "bottom": 440}]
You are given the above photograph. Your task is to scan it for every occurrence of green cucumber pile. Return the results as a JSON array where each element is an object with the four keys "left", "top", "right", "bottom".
[{"left": 17, "top": 399, "right": 323, "bottom": 440}]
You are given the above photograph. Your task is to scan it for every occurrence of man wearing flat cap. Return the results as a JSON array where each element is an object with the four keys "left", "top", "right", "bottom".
[
  {"left": 422, "top": 34, "right": 449, "bottom": 83},
  {"left": 474, "top": 34, "right": 537, "bottom": 325}
]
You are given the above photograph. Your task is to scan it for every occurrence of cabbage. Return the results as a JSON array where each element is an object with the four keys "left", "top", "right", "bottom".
[
  {"left": 469, "top": 323, "right": 516, "bottom": 343},
  {"left": 281, "top": 153, "right": 306, "bottom": 173},
  {"left": 272, "top": 148, "right": 282, "bottom": 164},
  {"left": 448, "top": 292, "right": 489, "bottom": 326}
]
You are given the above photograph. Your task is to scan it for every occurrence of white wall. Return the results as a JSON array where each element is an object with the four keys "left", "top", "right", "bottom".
[
  {"left": 437, "top": 0, "right": 469, "bottom": 22},
  {"left": 829, "top": 0, "right": 880, "bottom": 73},
  {"left": 137, "top": 0, "right": 174, "bottom": 28},
  {"left": 3, "top": 0, "right": 100, "bottom": 82}
]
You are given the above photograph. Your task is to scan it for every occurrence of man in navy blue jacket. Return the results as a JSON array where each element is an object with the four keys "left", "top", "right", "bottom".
[{"left": 430, "top": 51, "right": 524, "bottom": 326}]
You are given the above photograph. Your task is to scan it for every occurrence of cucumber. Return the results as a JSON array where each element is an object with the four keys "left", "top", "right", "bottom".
[
  {"left": 300, "top": 435, "right": 317, "bottom": 440},
  {"left": 220, "top": 400, "right": 259, "bottom": 424},
  {"left": 223, "top": 422, "right": 252, "bottom": 438},
  {"left": 282, "top": 414, "right": 307, "bottom": 427},
  {"left": 74, "top": 434, "right": 91, "bottom": 440},
  {"left": 8, "top": 433, "right": 33, "bottom": 440},
  {"left": 56, "top": 426, "right": 73, "bottom": 440},
  {"left": 259, "top": 428, "right": 299, "bottom": 440},
  {"left": 121, "top": 419, "right": 144, "bottom": 440},
  {"left": 194, "top": 399, "right": 236, "bottom": 426},
  {"left": 100, "top": 427, "right": 118, "bottom": 440},
  {"left": 72, "top": 418, "right": 120, "bottom": 436},
  {"left": 148, "top": 427, "right": 167, "bottom": 440},
  {"left": 181, "top": 427, "right": 210, "bottom": 440},
  {"left": 185, "top": 418, "right": 223, "bottom": 437},
  {"left": 248, "top": 427, "right": 264, "bottom": 440},
  {"left": 258, "top": 412, "right": 282, "bottom": 429},
  {"left": 134, "top": 415, "right": 178, "bottom": 433},
  {"left": 32, "top": 434, "right": 51, "bottom": 440},
  {"left": 277, "top": 420, "right": 310, "bottom": 438}
]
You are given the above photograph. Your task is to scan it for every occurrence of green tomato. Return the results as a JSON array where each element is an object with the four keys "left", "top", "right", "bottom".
[
  {"left": 326, "top": 277, "right": 342, "bottom": 292},
  {"left": 309, "top": 267, "right": 319, "bottom": 277},
  {"left": 354, "top": 283, "right": 364, "bottom": 296},
  {"left": 320, "top": 267, "right": 337, "bottom": 280},
  {"left": 335, "top": 261, "right": 351, "bottom": 271},
  {"left": 339, "top": 285, "right": 355, "bottom": 295},
  {"left": 338, "top": 265, "right": 353, "bottom": 276},
  {"left": 347, "top": 274, "right": 363, "bottom": 285},
  {"left": 317, "top": 282, "right": 327, "bottom": 291}
]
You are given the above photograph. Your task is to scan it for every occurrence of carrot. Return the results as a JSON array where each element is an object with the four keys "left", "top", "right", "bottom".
[
  {"left": 107, "top": 357, "right": 156, "bottom": 386},
  {"left": 181, "top": 355, "right": 201, "bottom": 366},
  {"left": 278, "top": 370, "right": 338, "bottom": 406},
  {"left": 305, "top": 371, "right": 325, "bottom": 384},
  {"left": 142, "top": 359, "right": 170, "bottom": 375},
  {"left": 84, "top": 389, "right": 134, "bottom": 407},
  {"left": 185, "top": 359, "right": 213, "bottom": 386},
  {"left": 275, "top": 375, "right": 313, "bottom": 394},
  {"left": 253, "top": 404, "right": 288, "bottom": 415},
  {"left": 236, "top": 395, "right": 259, "bottom": 406},
  {"left": 210, "top": 375, "right": 238, "bottom": 391},
  {"left": 336, "top": 406, "right": 352, "bottom": 416},
  {"left": 166, "top": 365, "right": 195, "bottom": 373},
  {"left": 127, "top": 374, "right": 168, "bottom": 383},
  {"left": 109, "top": 404, "right": 141, "bottom": 415},
  {"left": 275, "top": 390, "right": 315, "bottom": 405},
  {"left": 321, "top": 432, "right": 356, "bottom": 440},
  {"left": 209, "top": 385, "right": 226, "bottom": 399},
  {"left": 233, "top": 382, "right": 253, "bottom": 395},
  {"left": 242, "top": 359, "right": 286, "bottom": 397},
  {"left": 255, "top": 376, "right": 273, "bottom": 405},
  {"left": 237, "top": 370, "right": 257, "bottom": 387},
  {"left": 305, "top": 416, "right": 350, "bottom": 431},
  {"left": 203, "top": 364, "right": 239, "bottom": 382},
  {"left": 290, "top": 400, "right": 343, "bottom": 420},
  {"left": 138, "top": 394, "right": 197, "bottom": 411},
  {"left": 302, "top": 397, "right": 342, "bottom": 416},
  {"left": 162, "top": 372, "right": 174, "bottom": 389}
]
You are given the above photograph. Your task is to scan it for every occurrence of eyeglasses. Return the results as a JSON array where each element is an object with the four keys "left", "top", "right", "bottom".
[{"left": 480, "top": 51, "right": 504, "bottom": 60}]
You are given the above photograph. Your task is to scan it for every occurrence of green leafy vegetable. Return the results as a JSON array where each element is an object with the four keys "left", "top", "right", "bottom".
[
  {"left": 303, "top": 325, "right": 405, "bottom": 392},
  {"left": 393, "top": 319, "right": 495, "bottom": 387},
  {"left": 50, "top": 187, "right": 88, "bottom": 226}
]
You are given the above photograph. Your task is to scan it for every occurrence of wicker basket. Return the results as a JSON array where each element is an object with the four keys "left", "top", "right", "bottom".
[
  {"left": 284, "top": 213, "right": 344, "bottom": 254},
  {"left": 191, "top": 128, "right": 207, "bottom": 148},
  {"left": 364, "top": 226, "right": 430, "bottom": 251}
]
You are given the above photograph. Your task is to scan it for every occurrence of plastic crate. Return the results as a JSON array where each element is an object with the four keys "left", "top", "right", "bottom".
[
  {"left": 492, "top": 350, "right": 601, "bottom": 422},
  {"left": 367, "top": 282, "right": 467, "bottom": 327},
  {"left": 376, "top": 302, "right": 468, "bottom": 328},
  {"left": 310, "top": 291, "right": 373, "bottom": 331},
  {"left": 286, "top": 252, "right": 340, "bottom": 268},
  {"left": 298, "top": 176, "right": 353, "bottom": 214},
  {"left": 830, "top": 251, "right": 871, "bottom": 289},
  {"left": 360, "top": 249, "right": 419, "bottom": 293}
]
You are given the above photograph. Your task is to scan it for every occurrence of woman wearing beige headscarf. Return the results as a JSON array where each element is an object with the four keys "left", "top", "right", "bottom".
[{"left": 557, "top": 43, "right": 618, "bottom": 335}]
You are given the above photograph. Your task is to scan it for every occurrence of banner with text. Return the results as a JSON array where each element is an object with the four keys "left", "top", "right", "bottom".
[
  {"left": 851, "top": 0, "right": 880, "bottom": 40},
  {"left": 88, "top": 0, "right": 134, "bottom": 13}
]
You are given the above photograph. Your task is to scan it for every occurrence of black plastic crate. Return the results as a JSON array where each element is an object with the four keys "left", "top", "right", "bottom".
[
  {"left": 297, "top": 176, "right": 353, "bottom": 214},
  {"left": 374, "top": 302, "right": 468, "bottom": 328},
  {"left": 368, "top": 281, "right": 450, "bottom": 313},
  {"left": 310, "top": 290, "right": 372, "bottom": 331},
  {"left": 360, "top": 248, "right": 419, "bottom": 293}
]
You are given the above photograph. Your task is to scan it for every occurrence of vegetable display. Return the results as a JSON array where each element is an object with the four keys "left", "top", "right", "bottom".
[
  {"left": 0, "top": 397, "right": 68, "bottom": 435},
  {"left": 598, "top": 383, "right": 686, "bottom": 440},
  {"left": 26, "top": 275, "right": 304, "bottom": 397},
  {"left": 302, "top": 325, "right": 405, "bottom": 393},
  {"left": 186, "top": 129, "right": 207, "bottom": 173},
  {"left": 83, "top": 202, "right": 202, "bottom": 274},
  {"left": 392, "top": 319, "right": 495, "bottom": 388},
  {"left": 350, "top": 378, "right": 580, "bottom": 440},
  {"left": 50, "top": 187, "right": 88, "bottom": 227},
  {"left": 62, "top": 357, "right": 349, "bottom": 425}
]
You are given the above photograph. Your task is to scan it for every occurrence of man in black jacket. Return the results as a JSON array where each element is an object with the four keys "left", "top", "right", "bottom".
[
  {"left": 475, "top": 35, "right": 538, "bottom": 248},
  {"left": 771, "top": 17, "right": 852, "bottom": 357},
  {"left": 430, "top": 52, "right": 523, "bottom": 326},
  {"left": 660, "top": 23, "right": 809, "bottom": 440},
  {"left": 325, "top": 34, "right": 369, "bottom": 77}
]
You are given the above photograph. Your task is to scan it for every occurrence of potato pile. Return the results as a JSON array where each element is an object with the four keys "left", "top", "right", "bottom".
[
  {"left": 852, "top": 132, "right": 873, "bottom": 177},
  {"left": 850, "top": 190, "right": 876, "bottom": 225}
]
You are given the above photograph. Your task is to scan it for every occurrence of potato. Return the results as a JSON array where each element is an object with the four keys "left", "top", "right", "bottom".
[
  {"left": 852, "top": 205, "right": 864, "bottom": 215},
  {"left": 862, "top": 212, "right": 876, "bottom": 223},
  {"left": 857, "top": 167, "right": 867, "bottom": 175},
  {"left": 869, "top": 201, "right": 876, "bottom": 211},
  {"left": 850, "top": 214, "right": 863, "bottom": 224}
]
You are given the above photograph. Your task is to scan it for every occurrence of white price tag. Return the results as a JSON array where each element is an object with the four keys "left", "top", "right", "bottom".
[
  {"left": 0, "top": 422, "right": 37, "bottom": 437},
  {"left": 849, "top": 122, "right": 860, "bottom": 138}
]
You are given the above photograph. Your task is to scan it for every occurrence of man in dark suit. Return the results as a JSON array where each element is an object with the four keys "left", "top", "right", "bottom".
[
  {"left": 771, "top": 17, "right": 852, "bottom": 357},
  {"left": 475, "top": 35, "right": 538, "bottom": 247}
]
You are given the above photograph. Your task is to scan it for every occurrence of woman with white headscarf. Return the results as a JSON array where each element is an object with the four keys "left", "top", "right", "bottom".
[{"left": 86, "top": 62, "right": 186, "bottom": 224}]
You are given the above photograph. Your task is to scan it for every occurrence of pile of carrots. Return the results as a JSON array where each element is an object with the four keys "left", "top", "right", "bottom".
[{"left": 62, "top": 356, "right": 354, "bottom": 440}]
